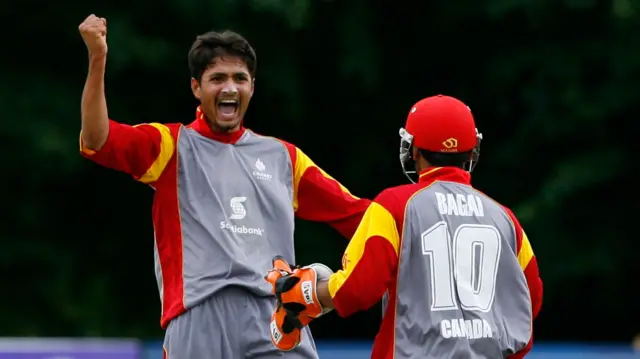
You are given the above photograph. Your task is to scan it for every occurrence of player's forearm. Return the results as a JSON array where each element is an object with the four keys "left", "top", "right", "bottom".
[
  {"left": 317, "top": 281, "right": 335, "bottom": 310},
  {"left": 81, "top": 55, "right": 109, "bottom": 151},
  {"left": 322, "top": 237, "right": 397, "bottom": 317}
]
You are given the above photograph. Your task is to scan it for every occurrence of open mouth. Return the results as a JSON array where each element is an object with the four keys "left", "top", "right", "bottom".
[{"left": 217, "top": 99, "right": 239, "bottom": 119}]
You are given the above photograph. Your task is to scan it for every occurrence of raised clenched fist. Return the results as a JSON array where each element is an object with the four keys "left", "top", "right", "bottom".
[{"left": 79, "top": 14, "right": 107, "bottom": 57}]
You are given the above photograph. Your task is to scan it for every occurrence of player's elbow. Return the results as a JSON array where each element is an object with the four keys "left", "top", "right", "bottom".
[
  {"left": 333, "top": 294, "right": 366, "bottom": 318},
  {"left": 80, "top": 128, "right": 108, "bottom": 152},
  {"left": 333, "top": 283, "right": 384, "bottom": 318}
]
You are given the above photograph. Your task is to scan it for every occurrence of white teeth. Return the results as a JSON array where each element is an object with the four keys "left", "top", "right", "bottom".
[{"left": 219, "top": 100, "right": 238, "bottom": 104}]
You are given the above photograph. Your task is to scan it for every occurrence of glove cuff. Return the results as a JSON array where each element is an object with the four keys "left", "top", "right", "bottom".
[{"left": 305, "top": 263, "right": 334, "bottom": 316}]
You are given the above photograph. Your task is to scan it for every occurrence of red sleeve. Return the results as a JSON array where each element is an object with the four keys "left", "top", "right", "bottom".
[
  {"left": 503, "top": 206, "right": 543, "bottom": 359},
  {"left": 327, "top": 188, "right": 402, "bottom": 317},
  {"left": 80, "top": 120, "right": 177, "bottom": 184},
  {"left": 281, "top": 141, "right": 371, "bottom": 239}
]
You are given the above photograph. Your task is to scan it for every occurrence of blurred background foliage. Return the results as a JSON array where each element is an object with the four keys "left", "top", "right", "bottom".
[{"left": 0, "top": 0, "right": 637, "bottom": 344}]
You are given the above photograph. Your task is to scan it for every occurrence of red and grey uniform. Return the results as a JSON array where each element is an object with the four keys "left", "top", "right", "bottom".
[
  {"left": 327, "top": 167, "right": 542, "bottom": 359},
  {"left": 80, "top": 106, "right": 370, "bottom": 358},
  {"left": 326, "top": 95, "right": 543, "bottom": 359}
]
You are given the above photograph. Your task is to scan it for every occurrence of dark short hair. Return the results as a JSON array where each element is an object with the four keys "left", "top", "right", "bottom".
[
  {"left": 419, "top": 149, "right": 472, "bottom": 169},
  {"left": 188, "top": 30, "right": 257, "bottom": 82}
]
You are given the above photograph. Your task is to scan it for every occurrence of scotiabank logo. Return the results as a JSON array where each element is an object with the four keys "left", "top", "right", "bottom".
[
  {"left": 221, "top": 196, "right": 265, "bottom": 236},
  {"left": 219, "top": 221, "right": 264, "bottom": 236},
  {"left": 229, "top": 196, "right": 247, "bottom": 220}
]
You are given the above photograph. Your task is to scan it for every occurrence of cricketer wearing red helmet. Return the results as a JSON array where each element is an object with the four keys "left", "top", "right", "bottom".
[
  {"left": 265, "top": 95, "right": 543, "bottom": 359},
  {"left": 78, "top": 16, "right": 370, "bottom": 359}
]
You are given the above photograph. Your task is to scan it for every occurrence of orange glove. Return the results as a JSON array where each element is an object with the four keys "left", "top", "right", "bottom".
[{"left": 264, "top": 256, "right": 333, "bottom": 351}]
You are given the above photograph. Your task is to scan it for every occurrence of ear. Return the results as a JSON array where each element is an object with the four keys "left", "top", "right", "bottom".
[{"left": 191, "top": 78, "right": 201, "bottom": 100}]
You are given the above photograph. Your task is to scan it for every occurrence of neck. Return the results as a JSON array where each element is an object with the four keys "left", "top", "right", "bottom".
[
  {"left": 416, "top": 159, "right": 431, "bottom": 173},
  {"left": 207, "top": 120, "right": 242, "bottom": 134},
  {"left": 191, "top": 105, "right": 246, "bottom": 144}
]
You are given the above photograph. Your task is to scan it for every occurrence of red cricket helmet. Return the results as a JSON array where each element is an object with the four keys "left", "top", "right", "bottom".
[{"left": 399, "top": 95, "right": 483, "bottom": 182}]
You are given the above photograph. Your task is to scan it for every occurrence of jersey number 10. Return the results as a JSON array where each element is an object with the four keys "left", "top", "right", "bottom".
[{"left": 421, "top": 222, "right": 502, "bottom": 313}]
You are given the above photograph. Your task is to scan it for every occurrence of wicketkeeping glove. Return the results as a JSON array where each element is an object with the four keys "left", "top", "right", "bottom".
[{"left": 264, "top": 256, "right": 334, "bottom": 351}]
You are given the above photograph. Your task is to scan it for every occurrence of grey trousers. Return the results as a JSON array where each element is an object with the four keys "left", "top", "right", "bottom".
[{"left": 163, "top": 287, "right": 319, "bottom": 359}]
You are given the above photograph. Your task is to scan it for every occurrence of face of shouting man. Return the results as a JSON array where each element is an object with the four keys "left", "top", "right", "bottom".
[{"left": 191, "top": 55, "right": 254, "bottom": 132}]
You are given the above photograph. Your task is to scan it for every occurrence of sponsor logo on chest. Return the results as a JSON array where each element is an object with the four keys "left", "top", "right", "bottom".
[
  {"left": 220, "top": 196, "right": 266, "bottom": 236},
  {"left": 253, "top": 159, "right": 273, "bottom": 181}
]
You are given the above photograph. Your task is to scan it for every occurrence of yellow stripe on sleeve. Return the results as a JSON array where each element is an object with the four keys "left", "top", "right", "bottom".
[
  {"left": 517, "top": 231, "right": 534, "bottom": 270},
  {"left": 292, "top": 147, "right": 358, "bottom": 211},
  {"left": 291, "top": 147, "right": 310, "bottom": 211},
  {"left": 137, "top": 123, "right": 175, "bottom": 184},
  {"left": 328, "top": 202, "right": 400, "bottom": 297}
]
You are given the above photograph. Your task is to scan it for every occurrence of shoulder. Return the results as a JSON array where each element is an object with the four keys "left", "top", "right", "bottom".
[
  {"left": 373, "top": 183, "right": 424, "bottom": 222},
  {"left": 132, "top": 122, "right": 183, "bottom": 141},
  {"left": 253, "top": 135, "right": 300, "bottom": 165},
  {"left": 162, "top": 123, "right": 185, "bottom": 138},
  {"left": 275, "top": 137, "right": 297, "bottom": 157},
  {"left": 245, "top": 130, "right": 293, "bottom": 148},
  {"left": 471, "top": 187, "right": 522, "bottom": 228},
  {"left": 498, "top": 203, "right": 523, "bottom": 235}
]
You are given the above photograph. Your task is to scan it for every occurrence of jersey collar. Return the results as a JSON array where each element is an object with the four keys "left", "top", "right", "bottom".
[
  {"left": 187, "top": 106, "right": 246, "bottom": 144},
  {"left": 418, "top": 167, "right": 471, "bottom": 185}
]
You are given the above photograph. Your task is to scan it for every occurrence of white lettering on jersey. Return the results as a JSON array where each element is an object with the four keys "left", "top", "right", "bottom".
[
  {"left": 440, "top": 318, "right": 493, "bottom": 339},
  {"left": 220, "top": 221, "right": 265, "bottom": 236},
  {"left": 435, "top": 192, "right": 484, "bottom": 217},
  {"left": 253, "top": 159, "right": 273, "bottom": 181}
]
